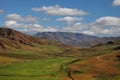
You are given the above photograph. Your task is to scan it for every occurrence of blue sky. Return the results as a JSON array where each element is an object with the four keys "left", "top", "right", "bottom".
[{"left": 0, "top": 0, "right": 120, "bottom": 37}]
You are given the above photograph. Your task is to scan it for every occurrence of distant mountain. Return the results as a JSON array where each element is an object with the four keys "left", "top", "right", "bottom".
[
  {"left": 91, "top": 37, "right": 119, "bottom": 45},
  {"left": 113, "top": 37, "right": 120, "bottom": 44},
  {"left": 35, "top": 32, "right": 119, "bottom": 47},
  {"left": 35, "top": 32, "right": 98, "bottom": 47},
  {"left": 0, "top": 28, "right": 63, "bottom": 49}
]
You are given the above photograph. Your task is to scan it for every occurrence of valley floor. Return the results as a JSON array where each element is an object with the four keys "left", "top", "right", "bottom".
[{"left": 0, "top": 51, "right": 120, "bottom": 80}]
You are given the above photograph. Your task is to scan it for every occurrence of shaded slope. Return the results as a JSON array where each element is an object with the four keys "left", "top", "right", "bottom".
[
  {"left": 35, "top": 32, "right": 98, "bottom": 47},
  {"left": 113, "top": 37, "right": 120, "bottom": 44},
  {"left": 35, "top": 32, "right": 119, "bottom": 47}
]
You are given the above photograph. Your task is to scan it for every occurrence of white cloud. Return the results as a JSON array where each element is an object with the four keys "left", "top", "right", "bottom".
[
  {"left": 113, "top": 0, "right": 120, "bottom": 6},
  {"left": 24, "top": 15, "right": 38, "bottom": 23},
  {"left": 83, "top": 31, "right": 94, "bottom": 35},
  {"left": 6, "top": 14, "right": 38, "bottom": 23},
  {"left": 32, "top": 5, "right": 88, "bottom": 16},
  {"left": 0, "top": 10, "right": 3, "bottom": 14},
  {"left": 4, "top": 13, "right": 58, "bottom": 33},
  {"left": 86, "top": 16, "right": 120, "bottom": 36},
  {"left": 4, "top": 20, "right": 58, "bottom": 33},
  {"left": 6, "top": 14, "right": 22, "bottom": 21},
  {"left": 4, "top": 21, "right": 19, "bottom": 28},
  {"left": 62, "top": 22, "right": 88, "bottom": 33},
  {"left": 61, "top": 16, "right": 120, "bottom": 36},
  {"left": 62, "top": 27, "right": 77, "bottom": 33},
  {"left": 3, "top": 14, "right": 120, "bottom": 37},
  {"left": 94, "top": 16, "right": 120, "bottom": 27},
  {"left": 57, "top": 16, "right": 83, "bottom": 24},
  {"left": 43, "top": 27, "right": 57, "bottom": 32},
  {"left": 102, "top": 29, "right": 109, "bottom": 34}
]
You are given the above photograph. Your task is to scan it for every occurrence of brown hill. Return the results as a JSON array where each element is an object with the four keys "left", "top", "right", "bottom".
[{"left": 0, "top": 28, "right": 63, "bottom": 49}]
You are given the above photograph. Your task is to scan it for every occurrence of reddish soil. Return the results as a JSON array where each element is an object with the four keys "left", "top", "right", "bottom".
[{"left": 68, "top": 52, "right": 120, "bottom": 80}]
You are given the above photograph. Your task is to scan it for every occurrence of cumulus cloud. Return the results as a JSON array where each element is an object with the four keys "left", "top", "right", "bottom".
[
  {"left": 57, "top": 16, "right": 83, "bottom": 24},
  {"left": 61, "top": 16, "right": 120, "bottom": 36},
  {"left": 6, "top": 14, "right": 38, "bottom": 23},
  {"left": 62, "top": 22, "right": 88, "bottom": 33},
  {"left": 94, "top": 16, "right": 120, "bottom": 27},
  {"left": 89, "top": 26, "right": 120, "bottom": 36},
  {"left": 4, "top": 14, "right": 58, "bottom": 34},
  {"left": 82, "top": 31, "right": 94, "bottom": 35},
  {"left": 3, "top": 14, "right": 120, "bottom": 36},
  {"left": 0, "top": 10, "right": 3, "bottom": 14},
  {"left": 4, "top": 21, "right": 19, "bottom": 28},
  {"left": 113, "top": 0, "right": 120, "bottom": 6},
  {"left": 4, "top": 20, "right": 57, "bottom": 33},
  {"left": 32, "top": 5, "right": 88, "bottom": 16},
  {"left": 84, "top": 16, "right": 120, "bottom": 36}
]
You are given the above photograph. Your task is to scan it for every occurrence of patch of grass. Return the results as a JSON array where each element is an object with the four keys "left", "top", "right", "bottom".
[
  {"left": 34, "top": 44, "right": 65, "bottom": 56},
  {"left": 0, "top": 56, "right": 21, "bottom": 66},
  {"left": 113, "top": 75, "right": 120, "bottom": 80},
  {"left": 0, "top": 76, "right": 58, "bottom": 80},
  {"left": 0, "top": 57, "right": 77, "bottom": 80},
  {"left": 63, "top": 44, "right": 120, "bottom": 58},
  {"left": 1, "top": 44, "right": 65, "bottom": 59},
  {"left": 2, "top": 49, "right": 43, "bottom": 59}
]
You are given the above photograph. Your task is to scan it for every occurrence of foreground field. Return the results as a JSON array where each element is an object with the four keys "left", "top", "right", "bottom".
[
  {"left": 0, "top": 57, "right": 78, "bottom": 80},
  {"left": 0, "top": 52, "right": 120, "bottom": 80},
  {"left": 0, "top": 43, "right": 120, "bottom": 80}
]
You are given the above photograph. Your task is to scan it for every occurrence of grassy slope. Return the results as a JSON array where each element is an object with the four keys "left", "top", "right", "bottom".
[
  {"left": 0, "top": 57, "right": 77, "bottom": 80},
  {"left": 70, "top": 52, "right": 120, "bottom": 80},
  {"left": 0, "top": 43, "right": 120, "bottom": 80},
  {"left": 0, "top": 43, "right": 65, "bottom": 59},
  {"left": 63, "top": 44, "right": 120, "bottom": 58},
  {"left": 0, "top": 56, "right": 22, "bottom": 66},
  {"left": 69, "top": 44, "right": 120, "bottom": 80}
]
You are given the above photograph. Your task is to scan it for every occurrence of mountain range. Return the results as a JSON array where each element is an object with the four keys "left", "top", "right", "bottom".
[
  {"left": 0, "top": 28, "right": 119, "bottom": 49},
  {"left": 35, "top": 32, "right": 119, "bottom": 47}
]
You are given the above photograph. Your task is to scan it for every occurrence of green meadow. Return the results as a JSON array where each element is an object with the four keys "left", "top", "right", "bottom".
[
  {"left": 0, "top": 57, "right": 77, "bottom": 80},
  {"left": 0, "top": 43, "right": 120, "bottom": 80}
]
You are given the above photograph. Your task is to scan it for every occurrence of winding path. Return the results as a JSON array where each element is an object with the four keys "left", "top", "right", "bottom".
[
  {"left": 96, "top": 56, "right": 103, "bottom": 61},
  {"left": 67, "top": 68, "right": 74, "bottom": 80}
]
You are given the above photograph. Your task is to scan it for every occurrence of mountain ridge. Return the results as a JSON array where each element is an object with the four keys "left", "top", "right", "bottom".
[
  {"left": 0, "top": 28, "right": 64, "bottom": 49},
  {"left": 35, "top": 32, "right": 119, "bottom": 47},
  {"left": 35, "top": 32, "right": 98, "bottom": 47}
]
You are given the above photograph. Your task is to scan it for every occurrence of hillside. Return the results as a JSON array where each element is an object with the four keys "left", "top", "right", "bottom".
[
  {"left": 0, "top": 28, "right": 120, "bottom": 80},
  {"left": 114, "top": 37, "right": 120, "bottom": 44},
  {"left": 0, "top": 28, "right": 66, "bottom": 59},
  {"left": 0, "top": 28, "right": 64, "bottom": 48},
  {"left": 35, "top": 32, "right": 119, "bottom": 47},
  {"left": 0, "top": 37, "right": 120, "bottom": 80},
  {"left": 35, "top": 32, "right": 98, "bottom": 47}
]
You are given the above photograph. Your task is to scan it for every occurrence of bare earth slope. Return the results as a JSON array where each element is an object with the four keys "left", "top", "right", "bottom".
[{"left": 0, "top": 28, "right": 65, "bottom": 49}]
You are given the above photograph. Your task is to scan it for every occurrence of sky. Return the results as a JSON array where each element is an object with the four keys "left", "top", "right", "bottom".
[{"left": 0, "top": 0, "right": 120, "bottom": 37}]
